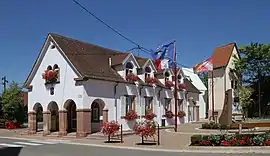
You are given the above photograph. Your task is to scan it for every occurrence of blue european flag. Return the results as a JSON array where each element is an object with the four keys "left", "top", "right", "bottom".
[{"left": 151, "top": 41, "right": 175, "bottom": 68}]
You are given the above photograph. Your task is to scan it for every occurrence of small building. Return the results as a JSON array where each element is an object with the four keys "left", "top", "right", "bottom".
[
  {"left": 182, "top": 68, "right": 207, "bottom": 120},
  {"left": 208, "top": 43, "right": 240, "bottom": 120},
  {"left": 24, "top": 33, "right": 204, "bottom": 137}
]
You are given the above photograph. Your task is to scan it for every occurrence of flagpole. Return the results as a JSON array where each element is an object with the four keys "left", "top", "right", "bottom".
[
  {"left": 173, "top": 40, "right": 178, "bottom": 132},
  {"left": 211, "top": 70, "right": 215, "bottom": 121}
]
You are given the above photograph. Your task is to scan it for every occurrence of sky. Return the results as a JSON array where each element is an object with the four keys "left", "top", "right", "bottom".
[{"left": 0, "top": 0, "right": 270, "bottom": 91}]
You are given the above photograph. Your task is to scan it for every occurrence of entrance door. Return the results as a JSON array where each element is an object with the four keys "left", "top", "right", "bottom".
[{"left": 91, "top": 102, "right": 100, "bottom": 133}]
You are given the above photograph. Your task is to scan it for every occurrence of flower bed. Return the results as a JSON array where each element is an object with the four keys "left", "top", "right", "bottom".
[
  {"left": 201, "top": 122, "right": 249, "bottom": 130},
  {"left": 5, "top": 120, "right": 21, "bottom": 129},
  {"left": 177, "top": 111, "right": 186, "bottom": 118},
  {"left": 121, "top": 110, "right": 138, "bottom": 121},
  {"left": 134, "top": 120, "right": 157, "bottom": 139},
  {"left": 190, "top": 133, "right": 270, "bottom": 146},
  {"left": 100, "top": 121, "right": 120, "bottom": 136}
]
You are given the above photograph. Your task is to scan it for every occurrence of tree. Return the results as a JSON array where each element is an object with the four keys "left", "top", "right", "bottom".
[
  {"left": 198, "top": 72, "right": 209, "bottom": 118},
  {"left": 1, "top": 81, "right": 25, "bottom": 124},
  {"left": 233, "top": 43, "right": 270, "bottom": 117},
  {"left": 237, "top": 86, "right": 253, "bottom": 115}
]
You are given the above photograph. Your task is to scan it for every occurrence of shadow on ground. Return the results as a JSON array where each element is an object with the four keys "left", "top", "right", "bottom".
[{"left": 0, "top": 147, "right": 22, "bottom": 156}]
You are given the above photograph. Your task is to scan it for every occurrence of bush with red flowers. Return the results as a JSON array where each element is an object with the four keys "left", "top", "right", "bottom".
[
  {"left": 5, "top": 120, "right": 21, "bottom": 129},
  {"left": 165, "top": 81, "right": 174, "bottom": 88},
  {"left": 134, "top": 120, "right": 157, "bottom": 139},
  {"left": 163, "top": 111, "right": 174, "bottom": 118},
  {"left": 177, "top": 111, "right": 186, "bottom": 118},
  {"left": 145, "top": 77, "right": 159, "bottom": 85},
  {"left": 42, "top": 69, "right": 58, "bottom": 84},
  {"left": 100, "top": 121, "right": 120, "bottom": 136},
  {"left": 126, "top": 73, "right": 139, "bottom": 83},
  {"left": 190, "top": 133, "right": 270, "bottom": 146},
  {"left": 122, "top": 110, "right": 138, "bottom": 121}
]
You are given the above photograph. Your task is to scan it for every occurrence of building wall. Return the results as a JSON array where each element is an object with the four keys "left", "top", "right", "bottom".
[
  {"left": 208, "top": 46, "right": 240, "bottom": 119},
  {"left": 28, "top": 41, "right": 83, "bottom": 112}
]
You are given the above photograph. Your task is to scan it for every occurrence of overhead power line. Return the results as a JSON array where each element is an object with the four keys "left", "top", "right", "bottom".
[{"left": 71, "top": 0, "right": 193, "bottom": 70}]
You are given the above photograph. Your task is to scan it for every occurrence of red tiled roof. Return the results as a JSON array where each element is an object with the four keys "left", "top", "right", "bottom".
[{"left": 212, "top": 43, "right": 236, "bottom": 68}]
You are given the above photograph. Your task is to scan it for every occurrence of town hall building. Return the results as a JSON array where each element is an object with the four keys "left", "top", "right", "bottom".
[{"left": 24, "top": 33, "right": 205, "bottom": 137}]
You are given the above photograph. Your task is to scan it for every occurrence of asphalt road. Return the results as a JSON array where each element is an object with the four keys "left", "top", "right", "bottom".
[{"left": 0, "top": 138, "right": 268, "bottom": 156}]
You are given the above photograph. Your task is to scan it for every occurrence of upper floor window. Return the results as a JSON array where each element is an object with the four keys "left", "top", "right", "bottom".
[
  {"left": 125, "top": 95, "right": 135, "bottom": 114},
  {"left": 145, "top": 97, "right": 153, "bottom": 114},
  {"left": 164, "top": 71, "right": 170, "bottom": 82},
  {"left": 125, "top": 62, "right": 134, "bottom": 76},
  {"left": 177, "top": 74, "right": 182, "bottom": 83},
  {"left": 144, "top": 66, "right": 151, "bottom": 79},
  {"left": 164, "top": 98, "right": 172, "bottom": 112}
]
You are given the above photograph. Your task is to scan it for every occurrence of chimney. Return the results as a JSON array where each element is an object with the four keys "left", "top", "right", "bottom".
[{"left": 109, "top": 57, "right": 112, "bottom": 66}]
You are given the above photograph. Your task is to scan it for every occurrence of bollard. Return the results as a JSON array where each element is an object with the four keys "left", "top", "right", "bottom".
[
  {"left": 108, "top": 134, "right": 110, "bottom": 142},
  {"left": 157, "top": 124, "right": 160, "bottom": 145},
  {"left": 120, "top": 124, "right": 123, "bottom": 143},
  {"left": 142, "top": 134, "right": 144, "bottom": 144},
  {"left": 239, "top": 124, "right": 242, "bottom": 134}
]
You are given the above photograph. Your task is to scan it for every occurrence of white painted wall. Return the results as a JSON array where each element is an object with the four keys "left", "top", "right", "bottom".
[{"left": 28, "top": 40, "right": 83, "bottom": 112}]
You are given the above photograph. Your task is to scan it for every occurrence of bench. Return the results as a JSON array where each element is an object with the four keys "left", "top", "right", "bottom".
[
  {"left": 232, "top": 113, "right": 245, "bottom": 122},
  {"left": 230, "top": 122, "right": 270, "bottom": 134}
]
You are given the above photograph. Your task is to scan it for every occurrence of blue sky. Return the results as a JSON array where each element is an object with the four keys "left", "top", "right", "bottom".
[{"left": 0, "top": 0, "right": 270, "bottom": 91}]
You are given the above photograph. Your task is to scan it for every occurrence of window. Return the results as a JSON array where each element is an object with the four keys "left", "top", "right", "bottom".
[
  {"left": 177, "top": 74, "right": 182, "bottom": 83},
  {"left": 125, "top": 96, "right": 135, "bottom": 114},
  {"left": 231, "top": 80, "right": 234, "bottom": 89},
  {"left": 145, "top": 97, "right": 153, "bottom": 114},
  {"left": 91, "top": 103, "right": 100, "bottom": 122},
  {"left": 178, "top": 99, "right": 184, "bottom": 111},
  {"left": 145, "top": 67, "right": 151, "bottom": 79},
  {"left": 234, "top": 81, "right": 238, "bottom": 89},
  {"left": 164, "top": 98, "right": 172, "bottom": 112},
  {"left": 125, "top": 62, "right": 134, "bottom": 76},
  {"left": 165, "top": 71, "right": 170, "bottom": 82},
  {"left": 47, "top": 65, "right": 52, "bottom": 70}
]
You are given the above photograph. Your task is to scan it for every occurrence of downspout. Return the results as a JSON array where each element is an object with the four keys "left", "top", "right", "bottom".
[
  {"left": 157, "top": 87, "right": 163, "bottom": 122},
  {"left": 139, "top": 86, "right": 144, "bottom": 121},
  {"left": 114, "top": 83, "right": 119, "bottom": 121}
]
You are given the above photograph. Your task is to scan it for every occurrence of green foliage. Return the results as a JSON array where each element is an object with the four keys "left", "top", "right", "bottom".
[
  {"left": 1, "top": 81, "right": 25, "bottom": 124},
  {"left": 237, "top": 86, "right": 253, "bottom": 113},
  {"left": 233, "top": 43, "right": 270, "bottom": 84},
  {"left": 198, "top": 72, "right": 208, "bottom": 88}
]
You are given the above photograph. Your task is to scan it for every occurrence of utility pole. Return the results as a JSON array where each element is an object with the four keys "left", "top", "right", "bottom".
[{"left": 1, "top": 76, "right": 8, "bottom": 92}]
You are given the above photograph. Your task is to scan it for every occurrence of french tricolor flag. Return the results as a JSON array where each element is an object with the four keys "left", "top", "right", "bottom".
[{"left": 151, "top": 42, "right": 174, "bottom": 71}]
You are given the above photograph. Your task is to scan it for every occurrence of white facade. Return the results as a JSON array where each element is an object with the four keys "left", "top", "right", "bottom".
[
  {"left": 208, "top": 45, "right": 240, "bottom": 119},
  {"left": 182, "top": 68, "right": 207, "bottom": 119},
  {"left": 25, "top": 34, "right": 194, "bottom": 134}
]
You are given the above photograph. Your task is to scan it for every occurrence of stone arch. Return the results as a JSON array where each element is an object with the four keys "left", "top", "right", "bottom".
[
  {"left": 90, "top": 99, "right": 106, "bottom": 133},
  {"left": 64, "top": 99, "right": 77, "bottom": 133},
  {"left": 33, "top": 103, "right": 43, "bottom": 132},
  {"left": 47, "top": 101, "right": 59, "bottom": 132}
]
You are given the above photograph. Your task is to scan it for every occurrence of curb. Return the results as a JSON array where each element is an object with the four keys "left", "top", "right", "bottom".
[{"left": 1, "top": 135, "right": 270, "bottom": 153}]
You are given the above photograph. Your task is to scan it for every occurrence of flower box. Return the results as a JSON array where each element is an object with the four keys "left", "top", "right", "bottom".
[
  {"left": 100, "top": 121, "right": 120, "bottom": 136},
  {"left": 178, "top": 83, "right": 186, "bottom": 91},
  {"left": 126, "top": 73, "right": 139, "bottom": 83},
  {"left": 145, "top": 112, "right": 156, "bottom": 120},
  {"left": 121, "top": 110, "right": 138, "bottom": 121},
  {"left": 145, "top": 77, "right": 158, "bottom": 85},
  {"left": 42, "top": 69, "right": 59, "bottom": 84},
  {"left": 134, "top": 120, "right": 157, "bottom": 139},
  {"left": 163, "top": 111, "right": 174, "bottom": 118},
  {"left": 165, "top": 81, "right": 174, "bottom": 88},
  {"left": 177, "top": 111, "right": 186, "bottom": 118}
]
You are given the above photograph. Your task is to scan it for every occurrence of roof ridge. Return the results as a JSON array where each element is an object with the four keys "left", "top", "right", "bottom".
[
  {"left": 49, "top": 33, "right": 126, "bottom": 56},
  {"left": 216, "top": 42, "right": 236, "bottom": 49}
]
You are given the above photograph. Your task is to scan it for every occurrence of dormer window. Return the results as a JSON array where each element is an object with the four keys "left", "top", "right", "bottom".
[
  {"left": 177, "top": 74, "right": 182, "bottom": 83},
  {"left": 164, "top": 71, "right": 170, "bottom": 82},
  {"left": 144, "top": 66, "right": 151, "bottom": 79},
  {"left": 125, "top": 62, "right": 134, "bottom": 76}
]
